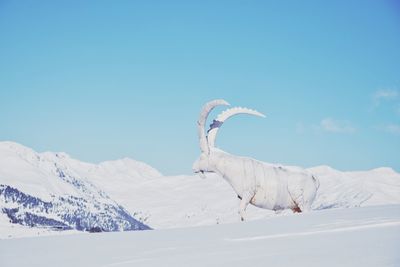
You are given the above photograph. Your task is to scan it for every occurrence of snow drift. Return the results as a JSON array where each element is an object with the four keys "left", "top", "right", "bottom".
[{"left": 1, "top": 205, "right": 399, "bottom": 267}]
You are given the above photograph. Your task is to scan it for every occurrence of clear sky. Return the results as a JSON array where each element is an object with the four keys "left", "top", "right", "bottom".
[{"left": 1, "top": 1, "right": 399, "bottom": 175}]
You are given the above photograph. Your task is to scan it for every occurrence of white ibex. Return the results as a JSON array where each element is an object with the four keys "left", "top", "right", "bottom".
[{"left": 193, "top": 99, "right": 319, "bottom": 221}]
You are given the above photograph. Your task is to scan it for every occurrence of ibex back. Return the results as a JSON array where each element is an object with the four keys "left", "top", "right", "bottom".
[{"left": 192, "top": 99, "right": 319, "bottom": 221}]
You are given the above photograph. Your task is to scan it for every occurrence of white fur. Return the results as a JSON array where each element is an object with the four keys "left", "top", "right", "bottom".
[{"left": 193, "top": 100, "right": 319, "bottom": 221}]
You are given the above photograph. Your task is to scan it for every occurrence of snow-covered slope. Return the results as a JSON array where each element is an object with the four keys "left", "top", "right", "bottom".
[
  {"left": 1, "top": 205, "right": 399, "bottom": 267},
  {"left": 310, "top": 165, "right": 400, "bottom": 209},
  {"left": 1, "top": 141, "right": 400, "bottom": 238},
  {"left": 86, "top": 165, "right": 400, "bottom": 229},
  {"left": 0, "top": 142, "right": 150, "bottom": 236}
]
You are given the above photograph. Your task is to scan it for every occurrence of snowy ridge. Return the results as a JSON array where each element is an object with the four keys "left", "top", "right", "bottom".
[
  {"left": 1, "top": 141, "right": 400, "bottom": 238},
  {"left": 97, "top": 166, "right": 400, "bottom": 229},
  {"left": 0, "top": 142, "right": 151, "bottom": 237},
  {"left": 310, "top": 165, "right": 400, "bottom": 209}
]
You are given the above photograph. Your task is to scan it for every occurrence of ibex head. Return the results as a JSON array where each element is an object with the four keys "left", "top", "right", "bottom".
[{"left": 192, "top": 99, "right": 265, "bottom": 178}]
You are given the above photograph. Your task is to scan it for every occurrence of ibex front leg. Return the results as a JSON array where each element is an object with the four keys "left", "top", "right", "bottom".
[{"left": 239, "top": 191, "right": 254, "bottom": 221}]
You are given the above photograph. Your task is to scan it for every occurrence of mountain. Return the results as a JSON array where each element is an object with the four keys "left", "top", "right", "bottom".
[
  {"left": 1, "top": 141, "right": 400, "bottom": 238},
  {"left": 85, "top": 164, "right": 400, "bottom": 229},
  {"left": 0, "top": 141, "right": 151, "bottom": 237},
  {"left": 309, "top": 165, "right": 400, "bottom": 209}
]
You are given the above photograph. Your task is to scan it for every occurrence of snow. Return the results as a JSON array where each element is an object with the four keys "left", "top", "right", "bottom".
[
  {"left": 1, "top": 141, "right": 400, "bottom": 237},
  {"left": 0, "top": 212, "right": 80, "bottom": 239},
  {"left": 310, "top": 165, "right": 400, "bottom": 209},
  {"left": 0, "top": 142, "right": 78, "bottom": 201},
  {"left": 85, "top": 164, "right": 400, "bottom": 229},
  {"left": 1, "top": 141, "right": 399, "bottom": 265},
  {"left": 1, "top": 205, "right": 399, "bottom": 267},
  {"left": 0, "top": 141, "right": 161, "bottom": 202},
  {"left": 0, "top": 142, "right": 150, "bottom": 235}
]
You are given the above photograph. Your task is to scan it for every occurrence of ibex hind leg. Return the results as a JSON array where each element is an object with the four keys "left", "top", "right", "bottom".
[
  {"left": 290, "top": 180, "right": 317, "bottom": 213},
  {"left": 292, "top": 192, "right": 313, "bottom": 213},
  {"left": 289, "top": 192, "right": 311, "bottom": 213},
  {"left": 297, "top": 202, "right": 312, "bottom": 212},
  {"left": 299, "top": 181, "right": 318, "bottom": 212},
  {"left": 291, "top": 205, "right": 302, "bottom": 213}
]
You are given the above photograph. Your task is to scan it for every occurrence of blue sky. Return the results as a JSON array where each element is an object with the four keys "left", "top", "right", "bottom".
[{"left": 1, "top": 1, "right": 399, "bottom": 174}]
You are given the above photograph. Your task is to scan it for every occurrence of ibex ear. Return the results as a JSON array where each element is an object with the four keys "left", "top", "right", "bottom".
[
  {"left": 197, "top": 100, "right": 230, "bottom": 154},
  {"left": 207, "top": 107, "right": 265, "bottom": 148}
]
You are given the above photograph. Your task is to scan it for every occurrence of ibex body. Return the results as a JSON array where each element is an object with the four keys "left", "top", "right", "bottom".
[{"left": 193, "top": 100, "right": 319, "bottom": 221}]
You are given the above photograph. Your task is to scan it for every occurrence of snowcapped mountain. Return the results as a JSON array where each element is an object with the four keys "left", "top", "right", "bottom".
[
  {"left": 0, "top": 141, "right": 151, "bottom": 237},
  {"left": 310, "top": 165, "right": 400, "bottom": 209},
  {"left": 1, "top": 141, "right": 400, "bottom": 238},
  {"left": 87, "top": 165, "right": 400, "bottom": 229}
]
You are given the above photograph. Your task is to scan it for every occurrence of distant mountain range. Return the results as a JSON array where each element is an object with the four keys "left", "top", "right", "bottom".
[
  {"left": 0, "top": 141, "right": 151, "bottom": 237},
  {"left": 1, "top": 141, "right": 399, "bottom": 238}
]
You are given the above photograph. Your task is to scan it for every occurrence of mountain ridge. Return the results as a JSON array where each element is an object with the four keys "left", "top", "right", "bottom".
[
  {"left": 0, "top": 141, "right": 151, "bottom": 237},
  {"left": 1, "top": 141, "right": 400, "bottom": 238}
]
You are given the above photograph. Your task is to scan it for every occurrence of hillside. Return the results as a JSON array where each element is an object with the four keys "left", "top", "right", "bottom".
[
  {"left": 1, "top": 205, "right": 399, "bottom": 267},
  {"left": 1, "top": 141, "right": 400, "bottom": 237},
  {"left": 0, "top": 142, "right": 150, "bottom": 237}
]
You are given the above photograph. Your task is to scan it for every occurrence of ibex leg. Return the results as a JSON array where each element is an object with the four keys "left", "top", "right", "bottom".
[{"left": 239, "top": 191, "right": 254, "bottom": 221}]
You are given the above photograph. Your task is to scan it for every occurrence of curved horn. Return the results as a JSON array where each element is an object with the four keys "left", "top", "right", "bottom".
[
  {"left": 207, "top": 107, "right": 265, "bottom": 148},
  {"left": 198, "top": 99, "right": 230, "bottom": 154}
]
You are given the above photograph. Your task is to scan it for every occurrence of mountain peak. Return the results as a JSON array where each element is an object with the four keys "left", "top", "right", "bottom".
[
  {"left": 370, "top": 167, "right": 398, "bottom": 175},
  {"left": 0, "top": 141, "right": 34, "bottom": 152},
  {"left": 307, "top": 165, "right": 339, "bottom": 174}
]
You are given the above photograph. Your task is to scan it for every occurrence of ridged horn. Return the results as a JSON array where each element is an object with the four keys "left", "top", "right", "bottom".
[
  {"left": 207, "top": 107, "right": 265, "bottom": 148},
  {"left": 197, "top": 99, "right": 230, "bottom": 154}
]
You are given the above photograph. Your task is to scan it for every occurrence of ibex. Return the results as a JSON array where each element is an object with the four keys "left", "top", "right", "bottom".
[{"left": 193, "top": 99, "right": 319, "bottom": 221}]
